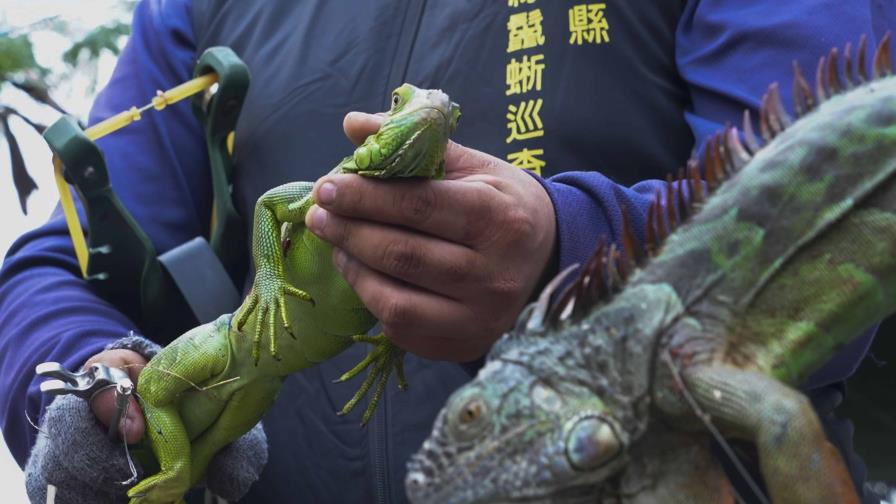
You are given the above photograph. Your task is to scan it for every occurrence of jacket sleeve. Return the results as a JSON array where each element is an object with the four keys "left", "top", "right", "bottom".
[
  {"left": 0, "top": 0, "right": 206, "bottom": 466},
  {"left": 539, "top": 0, "right": 883, "bottom": 386}
]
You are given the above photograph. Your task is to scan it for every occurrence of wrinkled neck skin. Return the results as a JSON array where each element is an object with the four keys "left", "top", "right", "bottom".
[{"left": 563, "top": 282, "right": 685, "bottom": 443}]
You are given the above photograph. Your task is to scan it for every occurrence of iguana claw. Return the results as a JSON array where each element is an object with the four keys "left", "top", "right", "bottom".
[
  {"left": 234, "top": 271, "right": 313, "bottom": 364},
  {"left": 335, "top": 333, "right": 407, "bottom": 424}
]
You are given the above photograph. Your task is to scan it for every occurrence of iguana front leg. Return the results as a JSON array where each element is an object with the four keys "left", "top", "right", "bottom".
[
  {"left": 234, "top": 182, "right": 315, "bottom": 363},
  {"left": 234, "top": 182, "right": 407, "bottom": 421},
  {"left": 681, "top": 365, "right": 859, "bottom": 504}
]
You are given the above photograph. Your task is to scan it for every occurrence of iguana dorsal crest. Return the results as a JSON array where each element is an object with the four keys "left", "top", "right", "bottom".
[{"left": 534, "top": 32, "right": 894, "bottom": 330}]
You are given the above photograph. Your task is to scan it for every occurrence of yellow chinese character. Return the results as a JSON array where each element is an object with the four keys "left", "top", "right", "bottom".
[
  {"left": 507, "top": 0, "right": 535, "bottom": 6},
  {"left": 569, "top": 3, "right": 609, "bottom": 45},
  {"left": 507, "top": 148, "right": 546, "bottom": 175},
  {"left": 506, "top": 98, "right": 544, "bottom": 143},
  {"left": 507, "top": 9, "right": 546, "bottom": 53},
  {"left": 506, "top": 54, "right": 545, "bottom": 96}
]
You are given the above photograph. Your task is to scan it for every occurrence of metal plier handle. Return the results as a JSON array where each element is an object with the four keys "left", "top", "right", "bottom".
[{"left": 36, "top": 361, "right": 134, "bottom": 440}]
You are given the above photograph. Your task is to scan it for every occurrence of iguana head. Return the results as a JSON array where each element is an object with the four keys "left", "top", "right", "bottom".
[
  {"left": 405, "top": 338, "right": 629, "bottom": 504},
  {"left": 340, "top": 83, "right": 460, "bottom": 178}
]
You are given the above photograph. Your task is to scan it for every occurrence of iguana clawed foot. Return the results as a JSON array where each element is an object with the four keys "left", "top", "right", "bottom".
[
  {"left": 234, "top": 269, "right": 314, "bottom": 363},
  {"left": 334, "top": 333, "right": 407, "bottom": 424}
]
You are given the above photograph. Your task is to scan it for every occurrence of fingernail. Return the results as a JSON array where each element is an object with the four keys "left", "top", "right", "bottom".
[
  {"left": 333, "top": 248, "right": 347, "bottom": 271},
  {"left": 317, "top": 182, "right": 337, "bottom": 205},
  {"left": 309, "top": 207, "right": 328, "bottom": 234}
]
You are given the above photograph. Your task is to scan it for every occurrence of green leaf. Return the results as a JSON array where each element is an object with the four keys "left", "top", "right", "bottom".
[
  {"left": 0, "top": 34, "right": 48, "bottom": 80},
  {"left": 62, "top": 22, "right": 131, "bottom": 67}
]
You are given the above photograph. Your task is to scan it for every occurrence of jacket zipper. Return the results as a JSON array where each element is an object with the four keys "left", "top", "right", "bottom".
[{"left": 373, "top": 391, "right": 388, "bottom": 504}]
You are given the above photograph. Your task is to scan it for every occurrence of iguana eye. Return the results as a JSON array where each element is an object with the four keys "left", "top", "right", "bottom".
[
  {"left": 390, "top": 83, "right": 414, "bottom": 112},
  {"left": 447, "top": 393, "right": 490, "bottom": 441}
]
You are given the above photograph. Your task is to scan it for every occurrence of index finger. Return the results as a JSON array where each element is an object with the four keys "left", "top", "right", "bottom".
[{"left": 311, "top": 174, "right": 505, "bottom": 248}]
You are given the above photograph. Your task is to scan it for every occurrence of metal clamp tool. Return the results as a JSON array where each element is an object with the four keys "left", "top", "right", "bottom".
[{"left": 36, "top": 361, "right": 134, "bottom": 440}]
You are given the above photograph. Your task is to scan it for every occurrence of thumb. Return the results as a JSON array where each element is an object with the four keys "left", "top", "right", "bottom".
[
  {"left": 91, "top": 391, "right": 145, "bottom": 445},
  {"left": 343, "top": 111, "right": 385, "bottom": 146},
  {"left": 84, "top": 349, "right": 147, "bottom": 444}
]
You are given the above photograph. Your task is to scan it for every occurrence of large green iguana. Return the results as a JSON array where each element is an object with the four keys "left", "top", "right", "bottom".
[
  {"left": 126, "top": 84, "right": 460, "bottom": 504},
  {"left": 407, "top": 36, "right": 896, "bottom": 504}
]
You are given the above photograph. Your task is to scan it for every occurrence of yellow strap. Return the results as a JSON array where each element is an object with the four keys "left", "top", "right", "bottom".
[
  {"left": 58, "top": 72, "right": 220, "bottom": 277},
  {"left": 53, "top": 157, "right": 88, "bottom": 277},
  {"left": 83, "top": 73, "right": 218, "bottom": 141}
]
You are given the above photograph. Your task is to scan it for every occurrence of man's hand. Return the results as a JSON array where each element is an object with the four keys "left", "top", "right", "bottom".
[
  {"left": 25, "top": 342, "right": 268, "bottom": 503},
  {"left": 306, "top": 112, "right": 557, "bottom": 362}
]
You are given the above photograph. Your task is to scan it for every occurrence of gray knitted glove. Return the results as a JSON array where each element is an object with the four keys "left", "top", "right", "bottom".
[
  {"left": 205, "top": 421, "right": 268, "bottom": 501},
  {"left": 25, "top": 393, "right": 136, "bottom": 504},
  {"left": 24, "top": 334, "right": 268, "bottom": 503}
]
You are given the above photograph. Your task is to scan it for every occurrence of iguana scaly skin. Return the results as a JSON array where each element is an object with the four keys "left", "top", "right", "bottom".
[
  {"left": 407, "top": 36, "right": 896, "bottom": 504},
  {"left": 127, "top": 84, "right": 460, "bottom": 504}
]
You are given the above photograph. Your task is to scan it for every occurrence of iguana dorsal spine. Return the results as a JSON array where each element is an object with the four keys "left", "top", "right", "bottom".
[{"left": 540, "top": 31, "right": 895, "bottom": 332}]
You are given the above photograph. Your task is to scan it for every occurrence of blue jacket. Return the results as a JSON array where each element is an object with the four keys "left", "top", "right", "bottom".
[{"left": 1, "top": 1, "right": 891, "bottom": 501}]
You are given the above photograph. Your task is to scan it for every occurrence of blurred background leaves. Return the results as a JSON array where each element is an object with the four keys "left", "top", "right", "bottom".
[{"left": 0, "top": 1, "right": 134, "bottom": 214}]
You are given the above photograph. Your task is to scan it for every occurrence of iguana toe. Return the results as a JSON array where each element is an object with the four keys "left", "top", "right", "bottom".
[
  {"left": 335, "top": 333, "right": 408, "bottom": 423},
  {"left": 234, "top": 292, "right": 258, "bottom": 331}
]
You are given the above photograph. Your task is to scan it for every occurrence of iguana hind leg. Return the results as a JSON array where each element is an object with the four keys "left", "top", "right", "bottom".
[
  {"left": 188, "top": 378, "right": 281, "bottom": 488},
  {"left": 682, "top": 365, "right": 858, "bottom": 504},
  {"left": 128, "top": 320, "right": 230, "bottom": 503},
  {"left": 334, "top": 332, "right": 407, "bottom": 424},
  {"left": 128, "top": 404, "right": 191, "bottom": 504}
]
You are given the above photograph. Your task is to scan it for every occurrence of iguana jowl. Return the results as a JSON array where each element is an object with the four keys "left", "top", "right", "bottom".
[
  {"left": 407, "top": 35, "right": 896, "bottom": 504},
  {"left": 127, "top": 84, "right": 460, "bottom": 503}
]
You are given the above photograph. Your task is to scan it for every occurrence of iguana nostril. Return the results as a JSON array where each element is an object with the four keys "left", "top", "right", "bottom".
[{"left": 406, "top": 471, "right": 426, "bottom": 486}]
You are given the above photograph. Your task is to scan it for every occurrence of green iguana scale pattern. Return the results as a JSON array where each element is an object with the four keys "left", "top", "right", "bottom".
[
  {"left": 127, "top": 84, "right": 460, "bottom": 504},
  {"left": 407, "top": 35, "right": 896, "bottom": 504}
]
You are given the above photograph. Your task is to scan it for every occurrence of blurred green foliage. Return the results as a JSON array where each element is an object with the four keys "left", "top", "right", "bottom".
[
  {"left": 0, "top": 34, "right": 48, "bottom": 80},
  {"left": 63, "top": 22, "right": 131, "bottom": 67},
  {"left": 1, "top": 12, "right": 133, "bottom": 213}
]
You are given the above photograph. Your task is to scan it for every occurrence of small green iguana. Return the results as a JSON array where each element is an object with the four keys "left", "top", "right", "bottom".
[
  {"left": 126, "top": 83, "right": 460, "bottom": 504},
  {"left": 407, "top": 36, "right": 896, "bottom": 504}
]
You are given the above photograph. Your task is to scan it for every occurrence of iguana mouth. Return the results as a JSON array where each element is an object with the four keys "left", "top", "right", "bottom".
[
  {"left": 495, "top": 484, "right": 601, "bottom": 504},
  {"left": 416, "top": 105, "right": 453, "bottom": 125},
  {"left": 406, "top": 419, "right": 562, "bottom": 504}
]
